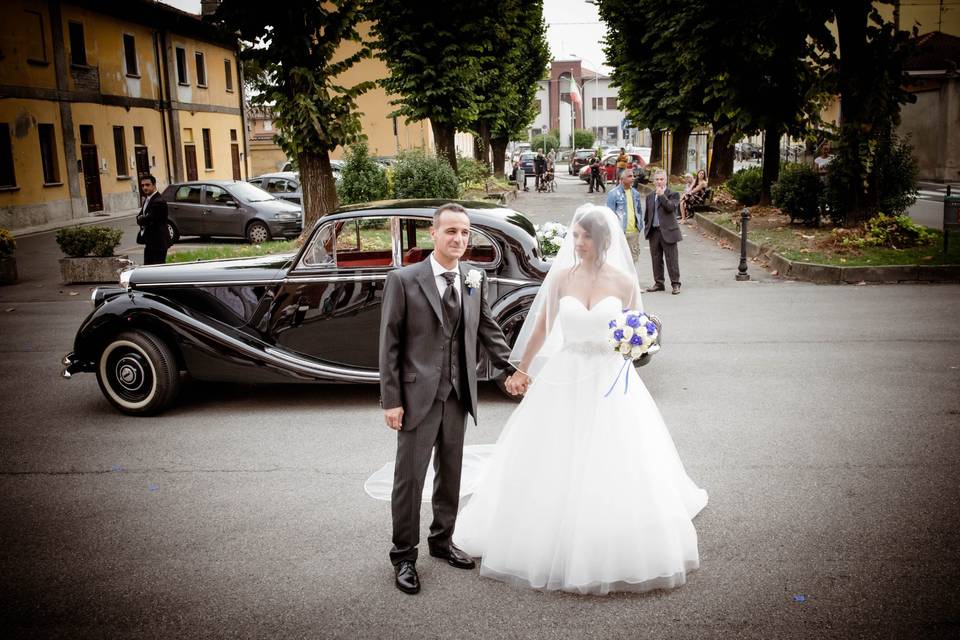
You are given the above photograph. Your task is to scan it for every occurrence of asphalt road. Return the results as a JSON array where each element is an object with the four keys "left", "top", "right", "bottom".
[{"left": 1, "top": 171, "right": 959, "bottom": 638}]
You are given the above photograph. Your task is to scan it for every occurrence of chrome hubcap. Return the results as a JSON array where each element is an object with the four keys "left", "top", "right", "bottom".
[
  {"left": 249, "top": 225, "right": 268, "bottom": 243},
  {"left": 115, "top": 356, "right": 145, "bottom": 392}
]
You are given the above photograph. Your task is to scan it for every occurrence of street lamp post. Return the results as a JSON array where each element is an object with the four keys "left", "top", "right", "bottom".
[{"left": 570, "top": 54, "right": 601, "bottom": 147}]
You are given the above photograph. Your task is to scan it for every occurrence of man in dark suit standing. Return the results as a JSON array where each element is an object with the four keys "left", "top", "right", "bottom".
[
  {"left": 643, "top": 169, "right": 683, "bottom": 294},
  {"left": 136, "top": 175, "right": 169, "bottom": 265},
  {"left": 379, "top": 203, "right": 524, "bottom": 595}
]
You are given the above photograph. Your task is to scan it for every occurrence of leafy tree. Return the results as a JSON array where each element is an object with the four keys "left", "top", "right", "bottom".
[
  {"left": 574, "top": 129, "right": 595, "bottom": 150},
  {"left": 214, "top": 0, "right": 374, "bottom": 228},
  {"left": 530, "top": 133, "right": 560, "bottom": 154},
  {"left": 393, "top": 149, "right": 460, "bottom": 199},
  {"left": 370, "top": 2, "right": 492, "bottom": 172}
]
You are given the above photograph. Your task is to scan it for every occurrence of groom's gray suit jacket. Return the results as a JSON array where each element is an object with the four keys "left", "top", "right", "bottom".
[{"left": 379, "top": 257, "right": 514, "bottom": 429}]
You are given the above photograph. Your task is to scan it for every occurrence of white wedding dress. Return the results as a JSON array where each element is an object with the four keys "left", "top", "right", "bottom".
[{"left": 450, "top": 295, "right": 708, "bottom": 595}]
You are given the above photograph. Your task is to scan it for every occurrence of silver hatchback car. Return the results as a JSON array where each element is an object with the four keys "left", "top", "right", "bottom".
[{"left": 161, "top": 180, "right": 303, "bottom": 244}]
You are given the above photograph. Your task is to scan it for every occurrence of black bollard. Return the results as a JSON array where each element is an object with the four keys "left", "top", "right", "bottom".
[{"left": 736, "top": 207, "right": 751, "bottom": 281}]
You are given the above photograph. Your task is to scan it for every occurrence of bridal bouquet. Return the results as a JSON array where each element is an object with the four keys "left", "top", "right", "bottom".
[
  {"left": 535, "top": 222, "right": 567, "bottom": 257},
  {"left": 608, "top": 310, "right": 659, "bottom": 360},
  {"left": 604, "top": 310, "right": 659, "bottom": 397}
]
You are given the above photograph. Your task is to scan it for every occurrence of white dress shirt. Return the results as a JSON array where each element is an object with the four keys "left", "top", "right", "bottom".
[
  {"left": 429, "top": 252, "right": 461, "bottom": 304},
  {"left": 139, "top": 191, "right": 156, "bottom": 217}
]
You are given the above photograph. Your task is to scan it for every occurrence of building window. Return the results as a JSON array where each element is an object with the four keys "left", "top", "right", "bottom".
[
  {"left": 201, "top": 128, "right": 212, "bottom": 169},
  {"left": 224, "top": 59, "right": 233, "bottom": 92},
  {"left": 230, "top": 129, "right": 237, "bottom": 142},
  {"left": 133, "top": 126, "right": 145, "bottom": 146},
  {"left": 79, "top": 124, "right": 95, "bottom": 145},
  {"left": 606, "top": 97, "right": 617, "bottom": 110},
  {"left": 25, "top": 11, "right": 47, "bottom": 64},
  {"left": 263, "top": 120, "right": 273, "bottom": 132},
  {"left": 535, "top": 99, "right": 541, "bottom": 115},
  {"left": 607, "top": 126, "right": 618, "bottom": 141},
  {"left": 0, "top": 124, "right": 16, "bottom": 188},
  {"left": 175, "top": 47, "right": 188, "bottom": 84},
  {"left": 195, "top": 52, "right": 206, "bottom": 87},
  {"left": 68, "top": 22, "right": 86, "bottom": 66},
  {"left": 113, "top": 127, "right": 129, "bottom": 177},
  {"left": 592, "top": 97, "right": 604, "bottom": 110},
  {"left": 123, "top": 34, "right": 138, "bottom": 76},
  {"left": 38, "top": 124, "right": 60, "bottom": 184}
]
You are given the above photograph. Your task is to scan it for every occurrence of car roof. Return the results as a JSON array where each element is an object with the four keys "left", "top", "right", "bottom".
[
  {"left": 329, "top": 198, "right": 537, "bottom": 238},
  {"left": 167, "top": 180, "right": 243, "bottom": 187},
  {"left": 251, "top": 172, "right": 298, "bottom": 180}
]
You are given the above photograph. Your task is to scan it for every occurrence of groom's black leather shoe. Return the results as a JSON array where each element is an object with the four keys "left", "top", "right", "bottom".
[
  {"left": 394, "top": 560, "right": 420, "bottom": 594},
  {"left": 429, "top": 543, "right": 476, "bottom": 569},
  {"left": 645, "top": 284, "right": 665, "bottom": 292}
]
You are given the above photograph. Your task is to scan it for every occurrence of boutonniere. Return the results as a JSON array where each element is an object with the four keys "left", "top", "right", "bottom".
[{"left": 464, "top": 269, "right": 482, "bottom": 295}]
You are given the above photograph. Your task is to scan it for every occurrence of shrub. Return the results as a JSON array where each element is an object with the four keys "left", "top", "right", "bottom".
[
  {"left": 574, "top": 129, "right": 595, "bottom": 150},
  {"left": 771, "top": 163, "right": 823, "bottom": 226},
  {"left": 0, "top": 228, "right": 15, "bottom": 257},
  {"left": 858, "top": 213, "right": 933, "bottom": 249},
  {"left": 338, "top": 141, "right": 392, "bottom": 205},
  {"left": 456, "top": 155, "right": 492, "bottom": 190},
  {"left": 530, "top": 133, "right": 560, "bottom": 154},
  {"left": 875, "top": 134, "right": 918, "bottom": 216},
  {"left": 725, "top": 166, "right": 763, "bottom": 206},
  {"left": 56, "top": 225, "right": 123, "bottom": 257},
  {"left": 393, "top": 149, "right": 460, "bottom": 200}
]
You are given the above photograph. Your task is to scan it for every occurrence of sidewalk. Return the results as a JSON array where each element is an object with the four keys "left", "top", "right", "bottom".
[{"left": 13, "top": 207, "right": 140, "bottom": 239}]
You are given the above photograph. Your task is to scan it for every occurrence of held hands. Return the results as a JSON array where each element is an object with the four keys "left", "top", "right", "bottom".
[
  {"left": 383, "top": 406, "right": 404, "bottom": 431},
  {"left": 504, "top": 371, "right": 532, "bottom": 396}
]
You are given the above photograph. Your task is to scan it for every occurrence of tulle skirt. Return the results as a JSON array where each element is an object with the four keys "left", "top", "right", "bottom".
[{"left": 451, "top": 347, "right": 708, "bottom": 595}]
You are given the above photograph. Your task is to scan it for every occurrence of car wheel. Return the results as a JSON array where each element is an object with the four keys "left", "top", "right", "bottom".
[
  {"left": 246, "top": 220, "right": 271, "bottom": 244},
  {"left": 96, "top": 330, "right": 180, "bottom": 416},
  {"left": 167, "top": 221, "right": 180, "bottom": 244}
]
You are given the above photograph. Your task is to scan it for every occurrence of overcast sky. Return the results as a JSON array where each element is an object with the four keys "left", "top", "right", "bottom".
[{"left": 158, "top": 0, "right": 611, "bottom": 72}]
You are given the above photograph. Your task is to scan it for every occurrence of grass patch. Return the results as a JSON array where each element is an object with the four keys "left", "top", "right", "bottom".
[
  {"left": 705, "top": 212, "right": 960, "bottom": 266},
  {"left": 166, "top": 240, "right": 300, "bottom": 263}
]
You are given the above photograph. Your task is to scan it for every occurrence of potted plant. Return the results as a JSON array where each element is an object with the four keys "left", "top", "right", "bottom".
[
  {"left": 56, "top": 226, "right": 133, "bottom": 284},
  {"left": 0, "top": 227, "right": 17, "bottom": 285}
]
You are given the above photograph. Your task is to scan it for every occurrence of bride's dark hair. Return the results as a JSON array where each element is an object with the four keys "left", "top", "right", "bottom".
[{"left": 571, "top": 206, "right": 612, "bottom": 271}]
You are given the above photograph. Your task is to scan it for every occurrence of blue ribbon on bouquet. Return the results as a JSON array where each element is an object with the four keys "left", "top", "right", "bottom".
[{"left": 603, "top": 358, "right": 631, "bottom": 397}]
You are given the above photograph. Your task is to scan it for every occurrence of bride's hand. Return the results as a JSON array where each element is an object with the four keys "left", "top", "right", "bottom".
[{"left": 509, "top": 371, "right": 531, "bottom": 395}]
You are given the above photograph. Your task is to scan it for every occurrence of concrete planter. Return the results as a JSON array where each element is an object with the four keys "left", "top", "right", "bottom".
[
  {"left": 0, "top": 256, "right": 17, "bottom": 285},
  {"left": 59, "top": 256, "right": 134, "bottom": 285}
]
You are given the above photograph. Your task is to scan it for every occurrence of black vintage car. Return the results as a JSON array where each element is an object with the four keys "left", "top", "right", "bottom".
[{"left": 61, "top": 200, "right": 551, "bottom": 415}]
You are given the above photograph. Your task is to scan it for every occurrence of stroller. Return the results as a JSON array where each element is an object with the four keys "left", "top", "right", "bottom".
[{"left": 537, "top": 163, "right": 556, "bottom": 192}]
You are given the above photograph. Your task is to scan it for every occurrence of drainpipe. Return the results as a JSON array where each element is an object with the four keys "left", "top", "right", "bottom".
[
  {"left": 153, "top": 30, "right": 173, "bottom": 187},
  {"left": 238, "top": 55, "right": 250, "bottom": 179}
]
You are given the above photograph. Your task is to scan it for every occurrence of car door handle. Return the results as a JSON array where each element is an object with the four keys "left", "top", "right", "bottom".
[{"left": 202, "top": 209, "right": 211, "bottom": 214}]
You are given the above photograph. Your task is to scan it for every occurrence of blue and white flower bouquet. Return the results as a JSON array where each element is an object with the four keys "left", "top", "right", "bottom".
[
  {"left": 603, "top": 309, "right": 660, "bottom": 396},
  {"left": 608, "top": 309, "right": 659, "bottom": 360},
  {"left": 535, "top": 222, "right": 567, "bottom": 258}
]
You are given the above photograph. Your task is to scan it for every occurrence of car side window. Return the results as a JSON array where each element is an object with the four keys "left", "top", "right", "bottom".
[
  {"left": 176, "top": 185, "right": 202, "bottom": 203},
  {"left": 205, "top": 185, "right": 233, "bottom": 205},
  {"left": 399, "top": 218, "right": 434, "bottom": 265},
  {"left": 300, "top": 223, "right": 335, "bottom": 268},
  {"left": 265, "top": 178, "right": 285, "bottom": 193},
  {"left": 248, "top": 179, "right": 262, "bottom": 188},
  {"left": 464, "top": 229, "right": 497, "bottom": 265},
  {"left": 334, "top": 217, "right": 392, "bottom": 268},
  {"left": 285, "top": 181, "right": 299, "bottom": 193}
]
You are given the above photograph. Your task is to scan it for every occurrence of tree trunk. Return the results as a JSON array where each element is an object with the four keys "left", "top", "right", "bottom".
[
  {"left": 473, "top": 120, "right": 491, "bottom": 168},
  {"left": 709, "top": 128, "right": 735, "bottom": 183},
  {"left": 760, "top": 126, "right": 781, "bottom": 205},
  {"left": 836, "top": 1, "right": 871, "bottom": 225},
  {"left": 298, "top": 150, "right": 337, "bottom": 231},
  {"left": 669, "top": 128, "right": 690, "bottom": 176},
  {"left": 431, "top": 120, "right": 458, "bottom": 172},
  {"left": 490, "top": 137, "right": 508, "bottom": 179},
  {"left": 649, "top": 131, "right": 663, "bottom": 166}
]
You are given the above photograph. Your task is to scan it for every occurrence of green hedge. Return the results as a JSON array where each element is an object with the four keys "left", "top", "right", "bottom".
[
  {"left": 771, "top": 163, "right": 823, "bottom": 226},
  {"left": 725, "top": 166, "right": 763, "bottom": 206},
  {"left": 56, "top": 226, "right": 123, "bottom": 258},
  {"left": 393, "top": 149, "right": 460, "bottom": 200},
  {"left": 338, "top": 141, "right": 392, "bottom": 205}
]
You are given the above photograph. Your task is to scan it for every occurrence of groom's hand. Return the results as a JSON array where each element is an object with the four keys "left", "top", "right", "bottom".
[{"left": 384, "top": 407, "right": 404, "bottom": 431}]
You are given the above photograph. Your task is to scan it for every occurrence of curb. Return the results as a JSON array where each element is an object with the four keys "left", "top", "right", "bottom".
[
  {"left": 15, "top": 210, "right": 139, "bottom": 239},
  {"left": 693, "top": 212, "right": 960, "bottom": 284}
]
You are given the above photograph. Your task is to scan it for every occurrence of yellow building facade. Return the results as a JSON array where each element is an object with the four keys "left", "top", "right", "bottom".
[{"left": 0, "top": 0, "right": 247, "bottom": 231}]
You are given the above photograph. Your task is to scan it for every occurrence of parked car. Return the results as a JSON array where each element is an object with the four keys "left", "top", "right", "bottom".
[
  {"left": 161, "top": 180, "right": 302, "bottom": 244},
  {"left": 62, "top": 198, "right": 664, "bottom": 415},
  {"left": 735, "top": 142, "right": 762, "bottom": 161},
  {"left": 518, "top": 151, "right": 537, "bottom": 176},
  {"left": 569, "top": 148, "right": 596, "bottom": 175},
  {"left": 578, "top": 152, "right": 648, "bottom": 184},
  {"left": 281, "top": 159, "right": 344, "bottom": 174},
  {"left": 249, "top": 171, "right": 303, "bottom": 204}
]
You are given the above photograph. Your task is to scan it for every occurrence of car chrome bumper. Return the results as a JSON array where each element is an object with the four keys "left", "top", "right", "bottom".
[{"left": 62, "top": 352, "right": 94, "bottom": 378}]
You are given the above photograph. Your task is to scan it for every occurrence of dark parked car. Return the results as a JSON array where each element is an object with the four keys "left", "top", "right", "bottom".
[
  {"left": 249, "top": 171, "right": 303, "bottom": 204},
  {"left": 735, "top": 142, "right": 762, "bottom": 161},
  {"left": 61, "top": 201, "right": 555, "bottom": 415},
  {"left": 569, "top": 149, "right": 596, "bottom": 175},
  {"left": 518, "top": 151, "right": 537, "bottom": 176},
  {"left": 162, "top": 180, "right": 303, "bottom": 244}
]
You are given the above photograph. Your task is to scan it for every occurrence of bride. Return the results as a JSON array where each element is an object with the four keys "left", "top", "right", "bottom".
[{"left": 367, "top": 204, "right": 708, "bottom": 595}]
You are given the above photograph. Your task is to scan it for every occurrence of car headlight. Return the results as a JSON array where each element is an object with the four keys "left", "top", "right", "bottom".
[
  {"left": 119, "top": 268, "right": 133, "bottom": 289},
  {"left": 276, "top": 212, "right": 300, "bottom": 221}
]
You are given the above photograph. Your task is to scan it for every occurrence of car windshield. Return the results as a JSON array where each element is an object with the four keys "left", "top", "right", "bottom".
[
  {"left": 228, "top": 181, "right": 276, "bottom": 202},
  {"left": 521, "top": 153, "right": 536, "bottom": 161},
  {"left": 575, "top": 151, "right": 593, "bottom": 158}
]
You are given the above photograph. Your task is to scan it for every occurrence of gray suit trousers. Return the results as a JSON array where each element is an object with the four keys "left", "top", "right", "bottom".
[
  {"left": 389, "top": 391, "right": 467, "bottom": 565},
  {"left": 648, "top": 227, "right": 681, "bottom": 287}
]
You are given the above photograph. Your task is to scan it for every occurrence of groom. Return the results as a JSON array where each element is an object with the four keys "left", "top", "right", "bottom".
[{"left": 379, "top": 202, "right": 523, "bottom": 595}]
